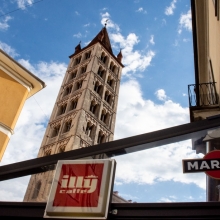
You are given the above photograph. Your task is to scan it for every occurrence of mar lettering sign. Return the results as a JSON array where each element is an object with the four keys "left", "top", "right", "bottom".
[
  {"left": 44, "top": 159, "right": 116, "bottom": 219},
  {"left": 182, "top": 150, "right": 220, "bottom": 179}
]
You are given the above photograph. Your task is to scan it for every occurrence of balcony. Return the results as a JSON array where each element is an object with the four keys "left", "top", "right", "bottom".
[{"left": 188, "top": 82, "right": 219, "bottom": 107}]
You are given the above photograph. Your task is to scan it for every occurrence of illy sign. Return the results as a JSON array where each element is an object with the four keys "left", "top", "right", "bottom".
[{"left": 44, "top": 159, "right": 116, "bottom": 219}]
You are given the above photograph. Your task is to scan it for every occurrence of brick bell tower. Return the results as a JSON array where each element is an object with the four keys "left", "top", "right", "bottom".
[{"left": 23, "top": 26, "right": 124, "bottom": 202}]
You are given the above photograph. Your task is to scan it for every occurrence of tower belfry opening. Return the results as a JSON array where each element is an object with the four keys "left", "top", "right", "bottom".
[{"left": 23, "top": 27, "right": 124, "bottom": 202}]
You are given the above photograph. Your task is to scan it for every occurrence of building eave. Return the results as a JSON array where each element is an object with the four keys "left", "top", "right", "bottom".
[{"left": 0, "top": 49, "right": 46, "bottom": 98}]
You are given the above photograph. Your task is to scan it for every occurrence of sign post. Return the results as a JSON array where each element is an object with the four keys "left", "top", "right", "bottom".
[{"left": 44, "top": 159, "right": 116, "bottom": 219}]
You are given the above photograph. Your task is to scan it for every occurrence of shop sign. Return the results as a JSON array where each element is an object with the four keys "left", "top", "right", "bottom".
[
  {"left": 44, "top": 159, "right": 116, "bottom": 219},
  {"left": 182, "top": 150, "right": 220, "bottom": 179}
]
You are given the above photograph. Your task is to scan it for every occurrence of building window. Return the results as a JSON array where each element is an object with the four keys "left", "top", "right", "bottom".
[
  {"left": 90, "top": 100, "right": 99, "bottom": 116},
  {"left": 85, "top": 122, "right": 95, "bottom": 139},
  {"left": 85, "top": 51, "right": 91, "bottom": 59},
  {"left": 104, "top": 91, "right": 112, "bottom": 104},
  {"left": 69, "top": 71, "right": 77, "bottom": 81},
  {"left": 69, "top": 99, "right": 78, "bottom": 111},
  {"left": 100, "top": 52, "right": 107, "bottom": 64},
  {"left": 74, "top": 56, "right": 81, "bottom": 66},
  {"left": 107, "top": 76, "right": 114, "bottom": 88},
  {"left": 100, "top": 110, "right": 110, "bottom": 125},
  {"left": 97, "top": 131, "right": 105, "bottom": 144},
  {"left": 81, "top": 65, "right": 87, "bottom": 74},
  {"left": 64, "top": 85, "right": 73, "bottom": 96},
  {"left": 76, "top": 80, "right": 83, "bottom": 90},
  {"left": 109, "top": 62, "right": 113, "bottom": 71},
  {"left": 32, "top": 181, "right": 41, "bottom": 199},
  {"left": 51, "top": 125, "right": 60, "bottom": 137},
  {"left": 57, "top": 104, "right": 67, "bottom": 116},
  {"left": 94, "top": 82, "right": 103, "bottom": 96},
  {"left": 63, "top": 120, "right": 72, "bottom": 133},
  {"left": 97, "top": 66, "right": 105, "bottom": 79}
]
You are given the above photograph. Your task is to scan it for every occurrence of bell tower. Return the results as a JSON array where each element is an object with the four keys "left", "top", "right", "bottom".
[{"left": 23, "top": 27, "right": 124, "bottom": 202}]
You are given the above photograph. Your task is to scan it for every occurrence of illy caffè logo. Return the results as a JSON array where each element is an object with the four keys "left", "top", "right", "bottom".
[{"left": 59, "top": 175, "right": 98, "bottom": 194}]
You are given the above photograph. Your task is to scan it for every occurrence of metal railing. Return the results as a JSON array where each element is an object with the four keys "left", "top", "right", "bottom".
[{"left": 188, "top": 82, "right": 219, "bottom": 107}]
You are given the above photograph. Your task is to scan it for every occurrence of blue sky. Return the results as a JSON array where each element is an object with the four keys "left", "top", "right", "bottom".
[{"left": 0, "top": 0, "right": 206, "bottom": 202}]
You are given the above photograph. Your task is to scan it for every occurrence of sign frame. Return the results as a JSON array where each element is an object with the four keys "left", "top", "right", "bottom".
[{"left": 44, "top": 159, "right": 116, "bottom": 219}]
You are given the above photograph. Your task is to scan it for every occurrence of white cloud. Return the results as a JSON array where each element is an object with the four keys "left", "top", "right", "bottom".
[
  {"left": 155, "top": 89, "right": 167, "bottom": 101},
  {"left": 75, "top": 11, "right": 80, "bottom": 15},
  {"left": 100, "top": 13, "right": 155, "bottom": 77},
  {"left": 178, "top": 9, "right": 192, "bottom": 34},
  {"left": 162, "top": 19, "right": 166, "bottom": 26},
  {"left": 136, "top": 7, "right": 147, "bottom": 14},
  {"left": 83, "top": 23, "right": 90, "bottom": 27},
  {"left": 73, "top": 32, "right": 82, "bottom": 38},
  {"left": 0, "top": 16, "right": 12, "bottom": 31},
  {"left": 149, "top": 35, "right": 155, "bottom": 45},
  {"left": 100, "top": 12, "right": 120, "bottom": 32},
  {"left": 115, "top": 80, "right": 189, "bottom": 139},
  {"left": 0, "top": 41, "right": 19, "bottom": 57},
  {"left": 114, "top": 79, "right": 205, "bottom": 190},
  {"left": 16, "top": 0, "right": 34, "bottom": 9},
  {"left": 183, "top": 38, "right": 190, "bottom": 42},
  {"left": 110, "top": 32, "right": 155, "bottom": 76},
  {"left": 165, "top": 0, "right": 177, "bottom": 16}
]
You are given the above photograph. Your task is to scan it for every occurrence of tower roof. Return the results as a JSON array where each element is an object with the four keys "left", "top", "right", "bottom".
[
  {"left": 87, "top": 27, "right": 113, "bottom": 54},
  {"left": 69, "top": 27, "right": 124, "bottom": 67}
]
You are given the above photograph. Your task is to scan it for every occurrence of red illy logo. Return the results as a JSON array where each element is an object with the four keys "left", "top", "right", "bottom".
[
  {"left": 53, "top": 163, "right": 104, "bottom": 207},
  {"left": 59, "top": 175, "right": 98, "bottom": 194}
]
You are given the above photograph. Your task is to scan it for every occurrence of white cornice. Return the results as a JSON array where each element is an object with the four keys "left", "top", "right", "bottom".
[{"left": 0, "top": 122, "right": 14, "bottom": 138}]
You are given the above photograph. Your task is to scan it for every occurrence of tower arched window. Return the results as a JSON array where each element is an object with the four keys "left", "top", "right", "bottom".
[
  {"left": 64, "top": 85, "right": 72, "bottom": 96},
  {"left": 112, "top": 65, "right": 117, "bottom": 73},
  {"left": 81, "top": 65, "right": 87, "bottom": 74},
  {"left": 97, "top": 66, "right": 105, "bottom": 79},
  {"left": 100, "top": 110, "right": 110, "bottom": 125},
  {"left": 76, "top": 80, "right": 83, "bottom": 90},
  {"left": 69, "top": 99, "right": 78, "bottom": 111},
  {"left": 74, "top": 56, "right": 81, "bottom": 66},
  {"left": 97, "top": 131, "right": 105, "bottom": 144},
  {"left": 57, "top": 103, "right": 67, "bottom": 116},
  {"left": 85, "top": 122, "right": 95, "bottom": 139},
  {"left": 32, "top": 181, "right": 41, "bottom": 199},
  {"left": 69, "top": 71, "right": 77, "bottom": 81},
  {"left": 94, "top": 82, "right": 102, "bottom": 96},
  {"left": 100, "top": 52, "right": 107, "bottom": 64},
  {"left": 63, "top": 120, "right": 72, "bottom": 133},
  {"left": 51, "top": 125, "right": 60, "bottom": 138},
  {"left": 107, "top": 76, "right": 114, "bottom": 88},
  {"left": 90, "top": 100, "right": 99, "bottom": 117},
  {"left": 109, "top": 62, "right": 114, "bottom": 71},
  {"left": 104, "top": 91, "right": 112, "bottom": 104},
  {"left": 85, "top": 51, "right": 91, "bottom": 60}
]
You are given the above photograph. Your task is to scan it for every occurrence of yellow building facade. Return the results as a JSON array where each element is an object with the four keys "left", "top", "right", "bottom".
[{"left": 0, "top": 49, "right": 45, "bottom": 161}]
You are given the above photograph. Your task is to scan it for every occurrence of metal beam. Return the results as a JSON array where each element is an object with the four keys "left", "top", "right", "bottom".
[
  {"left": 0, "top": 117, "right": 220, "bottom": 181},
  {"left": 1, "top": 201, "right": 220, "bottom": 219}
]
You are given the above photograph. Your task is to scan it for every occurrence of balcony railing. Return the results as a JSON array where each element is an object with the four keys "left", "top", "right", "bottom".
[{"left": 188, "top": 82, "right": 219, "bottom": 107}]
